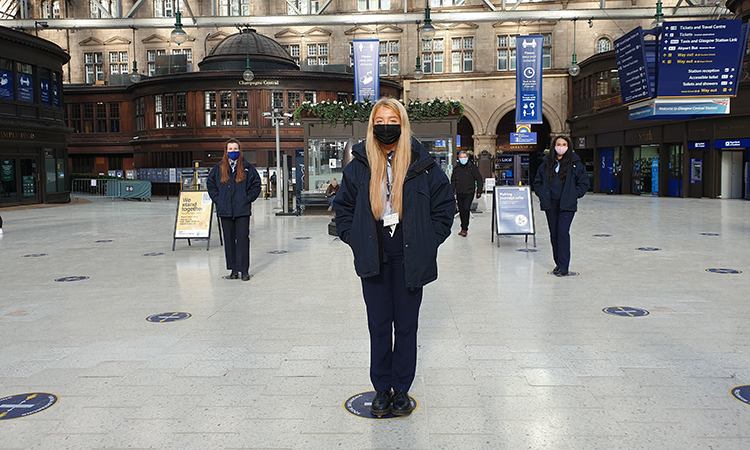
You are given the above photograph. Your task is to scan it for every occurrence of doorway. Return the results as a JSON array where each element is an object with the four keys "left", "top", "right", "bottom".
[
  {"left": 721, "top": 151, "right": 744, "bottom": 199},
  {"left": 1, "top": 157, "right": 40, "bottom": 206}
]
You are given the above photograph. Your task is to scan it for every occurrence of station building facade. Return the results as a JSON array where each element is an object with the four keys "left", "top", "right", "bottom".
[
  {"left": 0, "top": 27, "right": 70, "bottom": 206},
  {"left": 3, "top": 0, "right": 739, "bottom": 203}
]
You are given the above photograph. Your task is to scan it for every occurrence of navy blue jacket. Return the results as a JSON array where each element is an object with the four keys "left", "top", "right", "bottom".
[
  {"left": 532, "top": 153, "right": 589, "bottom": 212},
  {"left": 333, "top": 137, "right": 455, "bottom": 288},
  {"left": 206, "top": 159, "right": 261, "bottom": 218}
]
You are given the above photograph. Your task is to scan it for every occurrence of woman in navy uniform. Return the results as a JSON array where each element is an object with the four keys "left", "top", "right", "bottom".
[
  {"left": 207, "top": 139, "right": 261, "bottom": 281},
  {"left": 533, "top": 135, "right": 589, "bottom": 277},
  {"left": 333, "top": 98, "right": 455, "bottom": 416}
]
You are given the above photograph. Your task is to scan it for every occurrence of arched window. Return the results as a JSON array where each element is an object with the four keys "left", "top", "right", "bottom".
[{"left": 596, "top": 37, "right": 612, "bottom": 54}]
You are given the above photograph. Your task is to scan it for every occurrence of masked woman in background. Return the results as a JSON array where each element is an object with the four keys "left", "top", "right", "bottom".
[
  {"left": 333, "top": 98, "right": 455, "bottom": 416},
  {"left": 533, "top": 135, "right": 589, "bottom": 277},
  {"left": 207, "top": 139, "right": 261, "bottom": 281}
]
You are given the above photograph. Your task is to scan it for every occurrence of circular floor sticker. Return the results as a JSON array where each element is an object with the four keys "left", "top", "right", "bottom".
[
  {"left": 706, "top": 268, "right": 742, "bottom": 274},
  {"left": 700, "top": 233, "right": 721, "bottom": 236},
  {"left": 333, "top": 237, "right": 341, "bottom": 242},
  {"left": 268, "top": 250, "right": 289, "bottom": 254},
  {"left": 344, "top": 391, "right": 418, "bottom": 420},
  {"left": 547, "top": 271, "right": 579, "bottom": 276},
  {"left": 222, "top": 274, "right": 253, "bottom": 280},
  {"left": 731, "top": 385, "right": 750, "bottom": 405},
  {"left": 55, "top": 276, "right": 89, "bottom": 282},
  {"left": 516, "top": 249, "right": 538, "bottom": 253},
  {"left": 146, "top": 312, "right": 192, "bottom": 323},
  {"left": 593, "top": 234, "right": 612, "bottom": 237},
  {"left": 142, "top": 252, "right": 165, "bottom": 257},
  {"left": 636, "top": 247, "right": 661, "bottom": 251},
  {"left": 0, "top": 393, "right": 59, "bottom": 420},
  {"left": 22, "top": 253, "right": 48, "bottom": 258},
  {"left": 603, "top": 307, "right": 650, "bottom": 317},
  {"left": 95, "top": 240, "right": 113, "bottom": 243},
  {"left": 295, "top": 237, "right": 312, "bottom": 240}
]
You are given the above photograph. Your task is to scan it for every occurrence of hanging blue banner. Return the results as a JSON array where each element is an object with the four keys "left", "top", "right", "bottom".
[
  {"left": 615, "top": 27, "right": 654, "bottom": 105},
  {"left": 53, "top": 81, "right": 60, "bottom": 107},
  {"left": 657, "top": 20, "right": 746, "bottom": 97},
  {"left": 515, "top": 36, "right": 543, "bottom": 125},
  {"left": 17, "top": 74, "right": 33, "bottom": 103},
  {"left": 40, "top": 78, "right": 51, "bottom": 105},
  {"left": 353, "top": 40, "right": 379, "bottom": 102},
  {"left": 0, "top": 70, "right": 13, "bottom": 100}
]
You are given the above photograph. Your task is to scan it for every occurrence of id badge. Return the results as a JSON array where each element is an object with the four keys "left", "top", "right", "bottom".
[{"left": 383, "top": 213, "right": 399, "bottom": 228}]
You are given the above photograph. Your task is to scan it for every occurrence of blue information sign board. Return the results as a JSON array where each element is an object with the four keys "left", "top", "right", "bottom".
[
  {"left": 17, "top": 74, "right": 33, "bottom": 102},
  {"left": 40, "top": 78, "right": 50, "bottom": 105},
  {"left": 515, "top": 36, "right": 543, "bottom": 125},
  {"left": 510, "top": 132, "right": 537, "bottom": 145},
  {"left": 615, "top": 27, "right": 654, "bottom": 105},
  {"left": 353, "top": 40, "right": 379, "bottom": 102},
  {"left": 714, "top": 139, "right": 750, "bottom": 149},
  {"left": 658, "top": 20, "right": 746, "bottom": 97},
  {"left": 0, "top": 70, "right": 13, "bottom": 100}
]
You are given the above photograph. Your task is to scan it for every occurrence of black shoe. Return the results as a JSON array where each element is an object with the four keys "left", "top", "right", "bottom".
[
  {"left": 556, "top": 270, "right": 569, "bottom": 277},
  {"left": 391, "top": 391, "right": 414, "bottom": 416},
  {"left": 371, "top": 390, "right": 392, "bottom": 417},
  {"left": 229, "top": 271, "right": 239, "bottom": 279},
  {"left": 241, "top": 273, "right": 251, "bottom": 281},
  {"left": 552, "top": 266, "right": 560, "bottom": 275}
]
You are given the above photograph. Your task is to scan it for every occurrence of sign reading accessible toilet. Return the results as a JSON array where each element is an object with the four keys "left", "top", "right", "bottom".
[
  {"left": 146, "top": 312, "right": 192, "bottom": 323},
  {"left": 344, "top": 391, "right": 417, "bottom": 420},
  {"left": 0, "top": 393, "right": 58, "bottom": 420}
]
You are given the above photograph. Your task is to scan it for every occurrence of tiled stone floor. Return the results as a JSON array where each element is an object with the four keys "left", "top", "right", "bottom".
[{"left": 1, "top": 193, "right": 749, "bottom": 449}]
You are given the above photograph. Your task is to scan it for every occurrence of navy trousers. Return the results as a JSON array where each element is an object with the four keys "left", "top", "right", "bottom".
[
  {"left": 456, "top": 193, "right": 474, "bottom": 231},
  {"left": 220, "top": 215, "right": 250, "bottom": 274},
  {"left": 544, "top": 199, "right": 576, "bottom": 271},
  {"left": 361, "top": 225, "right": 423, "bottom": 393}
]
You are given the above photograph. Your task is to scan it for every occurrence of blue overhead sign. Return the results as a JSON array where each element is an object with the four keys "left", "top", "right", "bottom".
[
  {"left": 515, "top": 35, "right": 543, "bottom": 125},
  {"left": 657, "top": 20, "right": 747, "bottom": 97},
  {"left": 615, "top": 27, "right": 654, "bottom": 105},
  {"left": 353, "top": 40, "right": 379, "bottom": 102},
  {"left": 629, "top": 97, "right": 729, "bottom": 120},
  {"left": 510, "top": 132, "right": 537, "bottom": 145},
  {"left": 688, "top": 141, "right": 710, "bottom": 150},
  {"left": 714, "top": 139, "right": 750, "bottom": 149}
]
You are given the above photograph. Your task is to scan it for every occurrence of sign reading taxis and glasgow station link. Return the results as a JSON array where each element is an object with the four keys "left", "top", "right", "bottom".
[{"left": 624, "top": 19, "right": 750, "bottom": 121}]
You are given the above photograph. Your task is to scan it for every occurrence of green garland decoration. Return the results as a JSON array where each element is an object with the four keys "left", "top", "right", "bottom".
[{"left": 293, "top": 98, "right": 464, "bottom": 127}]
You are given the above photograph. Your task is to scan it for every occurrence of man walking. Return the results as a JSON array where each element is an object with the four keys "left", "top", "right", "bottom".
[{"left": 451, "top": 151, "right": 483, "bottom": 236}]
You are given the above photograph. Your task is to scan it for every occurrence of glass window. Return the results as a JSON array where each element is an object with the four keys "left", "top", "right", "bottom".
[
  {"left": 450, "top": 37, "right": 473, "bottom": 73},
  {"left": 45, "top": 149, "right": 57, "bottom": 193},
  {"left": 155, "top": 94, "right": 163, "bottom": 129},
  {"left": 304, "top": 91, "right": 316, "bottom": 103},
  {"left": 154, "top": 0, "right": 181, "bottom": 17},
  {"left": 205, "top": 91, "right": 217, "bottom": 126},
  {"left": 358, "top": 0, "right": 389, "bottom": 11},
  {"left": 84, "top": 52, "right": 103, "bottom": 83},
  {"left": 597, "top": 37, "right": 612, "bottom": 54}
]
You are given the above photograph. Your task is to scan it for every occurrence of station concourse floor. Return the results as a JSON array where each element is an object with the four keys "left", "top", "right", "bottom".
[{"left": 1, "top": 192, "right": 750, "bottom": 450}]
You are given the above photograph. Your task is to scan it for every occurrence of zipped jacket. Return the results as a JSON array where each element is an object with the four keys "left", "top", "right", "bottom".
[
  {"left": 451, "top": 160, "right": 483, "bottom": 196},
  {"left": 333, "top": 137, "right": 455, "bottom": 288},
  {"left": 532, "top": 153, "right": 589, "bottom": 212},
  {"left": 206, "top": 159, "right": 261, "bottom": 218}
]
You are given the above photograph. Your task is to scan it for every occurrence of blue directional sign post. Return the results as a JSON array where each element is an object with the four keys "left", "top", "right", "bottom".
[
  {"left": 615, "top": 27, "right": 654, "bottom": 105},
  {"left": 658, "top": 20, "right": 747, "bottom": 97},
  {"left": 353, "top": 40, "right": 379, "bottom": 102},
  {"left": 515, "top": 35, "right": 543, "bottom": 125}
]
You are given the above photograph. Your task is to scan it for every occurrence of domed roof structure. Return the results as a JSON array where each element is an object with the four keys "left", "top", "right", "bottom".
[{"left": 198, "top": 29, "right": 299, "bottom": 72}]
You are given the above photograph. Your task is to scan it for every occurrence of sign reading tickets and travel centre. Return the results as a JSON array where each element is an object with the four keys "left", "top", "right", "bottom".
[
  {"left": 174, "top": 191, "right": 213, "bottom": 239},
  {"left": 515, "top": 35, "right": 543, "bottom": 125},
  {"left": 353, "top": 39, "right": 379, "bottom": 102}
]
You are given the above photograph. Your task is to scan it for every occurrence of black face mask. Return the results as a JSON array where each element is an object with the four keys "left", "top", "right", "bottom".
[{"left": 373, "top": 124, "right": 402, "bottom": 145}]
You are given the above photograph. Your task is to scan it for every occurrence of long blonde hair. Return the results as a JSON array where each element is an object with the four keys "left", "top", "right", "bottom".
[{"left": 366, "top": 98, "right": 412, "bottom": 219}]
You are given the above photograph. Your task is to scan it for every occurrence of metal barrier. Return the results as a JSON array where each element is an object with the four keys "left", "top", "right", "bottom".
[
  {"left": 71, "top": 179, "right": 152, "bottom": 201},
  {"left": 71, "top": 179, "right": 110, "bottom": 197}
]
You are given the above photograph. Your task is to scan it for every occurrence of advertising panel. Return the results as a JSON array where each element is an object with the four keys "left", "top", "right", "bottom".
[
  {"left": 353, "top": 40, "right": 379, "bottom": 102},
  {"left": 493, "top": 186, "right": 535, "bottom": 235},
  {"left": 174, "top": 191, "right": 213, "bottom": 238},
  {"left": 515, "top": 36, "right": 543, "bottom": 125}
]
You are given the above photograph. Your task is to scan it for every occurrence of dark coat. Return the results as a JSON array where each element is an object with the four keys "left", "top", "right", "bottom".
[
  {"left": 333, "top": 137, "right": 455, "bottom": 288},
  {"left": 206, "top": 159, "right": 262, "bottom": 218},
  {"left": 451, "top": 160, "right": 484, "bottom": 196},
  {"left": 532, "top": 153, "right": 589, "bottom": 212}
]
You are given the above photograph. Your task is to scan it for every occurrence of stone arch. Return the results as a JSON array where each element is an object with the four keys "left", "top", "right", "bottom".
[
  {"left": 486, "top": 99, "right": 565, "bottom": 136},
  {"left": 459, "top": 103, "right": 483, "bottom": 136}
]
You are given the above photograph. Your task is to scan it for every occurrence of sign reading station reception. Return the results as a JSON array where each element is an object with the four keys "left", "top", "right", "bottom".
[
  {"left": 173, "top": 191, "right": 215, "bottom": 250},
  {"left": 491, "top": 186, "right": 536, "bottom": 247}
]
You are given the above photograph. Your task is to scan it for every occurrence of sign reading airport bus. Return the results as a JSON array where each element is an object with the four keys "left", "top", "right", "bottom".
[
  {"left": 615, "top": 27, "right": 654, "bottom": 105},
  {"left": 657, "top": 20, "right": 749, "bottom": 97}
]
